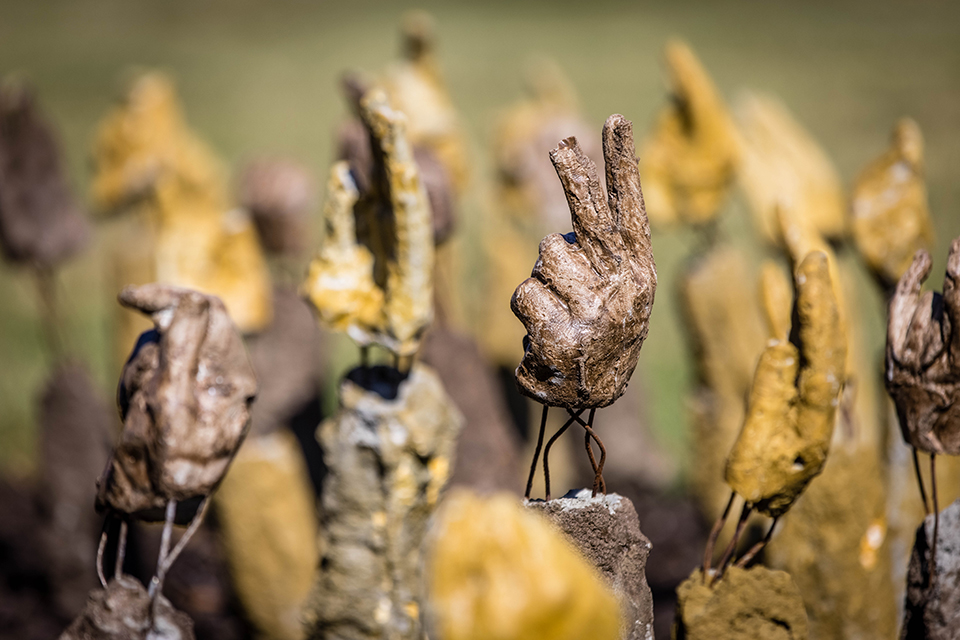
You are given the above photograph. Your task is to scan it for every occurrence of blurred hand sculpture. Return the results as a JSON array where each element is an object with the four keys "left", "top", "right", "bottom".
[
  {"left": 852, "top": 119, "right": 934, "bottom": 291},
  {"left": 513, "top": 114, "right": 656, "bottom": 498},
  {"left": 304, "top": 90, "right": 434, "bottom": 359},
  {"left": 639, "top": 40, "right": 739, "bottom": 227},
  {"left": 96, "top": 284, "right": 257, "bottom": 598},
  {"left": 885, "top": 239, "right": 960, "bottom": 566}
]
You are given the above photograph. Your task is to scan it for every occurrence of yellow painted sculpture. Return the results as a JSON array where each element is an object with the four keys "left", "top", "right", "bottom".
[
  {"left": 304, "top": 90, "right": 434, "bottom": 357},
  {"left": 382, "top": 10, "right": 469, "bottom": 195},
  {"left": 639, "top": 40, "right": 740, "bottom": 227},
  {"left": 725, "top": 250, "right": 846, "bottom": 516},
  {"left": 851, "top": 118, "right": 934, "bottom": 291},
  {"left": 92, "top": 73, "right": 272, "bottom": 360},
  {"left": 736, "top": 93, "right": 846, "bottom": 245},
  {"left": 426, "top": 490, "right": 620, "bottom": 640}
]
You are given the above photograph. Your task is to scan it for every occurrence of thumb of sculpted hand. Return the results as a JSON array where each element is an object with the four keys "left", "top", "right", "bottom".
[{"left": 511, "top": 114, "right": 656, "bottom": 409}]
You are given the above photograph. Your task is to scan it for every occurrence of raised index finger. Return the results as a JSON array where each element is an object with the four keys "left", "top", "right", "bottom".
[
  {"left": 549, "top": 136, "right": 616, "bottom": 272},
  {"left": 602, "top": 114, "right": 651, "bottom": 255}
]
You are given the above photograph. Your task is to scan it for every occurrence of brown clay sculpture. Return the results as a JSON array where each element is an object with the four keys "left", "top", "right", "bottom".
[
  {"left": 95, "top": 284, "right": 257, "bottom": 601},
  {"left": 701, "top": 250, "right": 845, "bottom": 583},
  {"left": 512, "top": 114, "right": 656, "bottom": 499},
  {"left": 639, "top": 40, "right": 739, "bottom": 228},
  {"left": 852, "top": 118, "right": 934, "bottom": 291},
  {"left": 238, "top": 157, "right": 317, "bottom": 257},
  {"left": 886, "top": 238, "right": 960, "bottom": 568},
  {"left": 304, "top": 90, "right": 434, "bottom": 362}
]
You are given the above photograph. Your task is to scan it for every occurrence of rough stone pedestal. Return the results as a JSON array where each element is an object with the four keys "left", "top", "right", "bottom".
[
  {"left": 59, "top": 576, "right": 195, "bottom": 640},
  {"left": 305, "top": 364, "right": 463, "bottom": 640},
  {"left": 525, "top": 490, "right": 654, "bottom": 640},
  {"left": 901, "top": 498, "right": 960, "bottom": 639},
  {"left": 674, "top": 565, "right": 808, "bottom": 640}
]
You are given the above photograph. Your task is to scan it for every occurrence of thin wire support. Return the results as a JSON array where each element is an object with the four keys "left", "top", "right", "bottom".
[
  {"left": 702, "top": 491, "right": 736, "bottom": 582},
  {"left": 96, "top": 525, "right": 109, "bottom": 588},
  {"left": 114, "top": 520, "right": 128, "bottom": 579},
  {"left": 930, "top": 453, "right": 939, "bottom": 584},
  {"left": 543, "top": 409, "right": 584, "bottom": 501},
  {"left": 524, "top": 405, "right": 550, "bottom": 499},
  {"left": 711, "top": 501, "right": 753, "bottom": 586},
  {"left": 570, "top": 409, "right": 606, "bottom": 496},
  {"left": 734, "top": 516, "right": 779, "bottom": 569},
  {"left": 148, "top": 499, "right": 177, "bottom": 599},
  {"left": 913, "top": 447, "right": 930, "bottom": 515}
]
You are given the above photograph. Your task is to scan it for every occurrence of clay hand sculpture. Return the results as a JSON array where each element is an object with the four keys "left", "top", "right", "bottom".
[
  {"left": 852, "top": 119, "right": 934, "bottom": 291},
  {"left": 513, "top": 114, "right": 656, "bottom": 499},
  {"left": 886, "top": 239, "right": 960, "bottom": 561},
  {"left": 96, "top": 284, "right": 257, "bottom": 598},
  {"left": 304, "top": 90, "right": 434, "bottom": 360},
  {"left": 639, "top": 40, "right": 739, "bottom": 228}
]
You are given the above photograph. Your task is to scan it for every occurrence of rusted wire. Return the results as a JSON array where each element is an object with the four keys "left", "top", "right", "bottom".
[
  {"left": 711, "top": 501, "right": 753, "bottom": 586},
  {"left": 930, "top": 453, "right": 939, "bottom": 585},
  {"left": 570, "top": 409, "right": 606, "bottom": 496},
  {"left": 525, "top": 405, "right": 549, "bottom": 499},
  {"left": 114, "top": 520, "right": 128, "bottom": 579},
  {"left": 702, "top": 491, "right": 736, "bottom": 582},
  {"left": 734, "top": 516, "right": 779, "bottom": 569},
  {"left": 913, "top": 447, "right": 930, "bottom": 515},
  {"left": 543, "top": 410, "right": 583, "bottom": 500}
]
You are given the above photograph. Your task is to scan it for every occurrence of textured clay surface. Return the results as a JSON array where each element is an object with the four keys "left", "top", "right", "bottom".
[
  {"left": 526, "top": 490, "right": 654, "bottom": 640},
  {"left": 674, "top": 566, "right": 808, "bottom": 640},
  {"left": 511, "top": 114, "right": 656, "bottom": 409},
  {"left": 885, "top": 238, "right": 960, "bottom": 455},
  {"left": 96, "top": 285, "right": 257, "bottom": 518},
  {"left": 901, "top": 498, "right": 960, "bottom": 640},
  {"left": 427, "top": 490, "right": 620, "bottom": 640},
  {"left": 59, "top": 576, "right": 195, "bottom": 640}
]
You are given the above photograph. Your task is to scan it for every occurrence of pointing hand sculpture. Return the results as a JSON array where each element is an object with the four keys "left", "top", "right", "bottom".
[
  {"left": 96, "top": 284, "right": 257, "bottom": 598},
  {"left": 639, "top": 40, "right": 740, "bottom": 227},
  {"left": 304, "top": 90, "right": 434, "bottom": 359},
  {"left": 513, "top": 114, "right": 656, "bottom": 499}
]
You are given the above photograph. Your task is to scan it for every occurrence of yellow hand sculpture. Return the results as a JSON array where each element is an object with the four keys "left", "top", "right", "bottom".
[
  {"left": 304, "top": 91, "right": 434, "bottom": 357},
  {"left": 639, "top": 40, "right": 740, "bottom": 227},
  {"left": 725, "top": 251, "right": 847, "bottom": 517}
]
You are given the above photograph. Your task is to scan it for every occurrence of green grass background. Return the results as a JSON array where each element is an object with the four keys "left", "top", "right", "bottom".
[{"left": 1, "top": 0, "right": 959, "bottom": 479}]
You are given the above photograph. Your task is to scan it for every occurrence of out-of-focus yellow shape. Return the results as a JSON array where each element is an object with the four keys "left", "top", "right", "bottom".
[
  {"left": 304, "top": 91, "right": 433, "bottom": 356},
  {"left": 681, "top": 247, "right": 767, "bottom": 520},
  {"left": 725, "top": 251, "right": 846, "bottom": 517},
  {"left": 759, "top": 260, "right": 793, "bottom": 341},
  {"left": 216, "top": 431, "right": 318, "bottom": 640},
  {"left": 851, "top": 118, "right": 934, "bottom": 290},
  {"left": 737, "top": 93, "right": 846, "bottom": 245},
  {"left": 426, "top": 490, "right": 620, "bottom": 640},
  {"left": 639, "top": 40, "right": 739, "bottom": 227},
  {"left": 382, "top": 10, "right": 469, "bottom": 194},
  {"left": 92, "top": 72, "right": 272, "bottom": 352}
]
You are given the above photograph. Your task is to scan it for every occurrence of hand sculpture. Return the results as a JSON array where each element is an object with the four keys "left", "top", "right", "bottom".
[
  {"left": 639, "top": 40, "right": 739, "bottom": 227},
  {"left": 886, "top": 239, "right": 960, "bottom": 456},
  {"left": 304, "top": 90, "right": 434, "bottom": 359},
  {"left": 852, "top": 119, "right": 934, "bottom": 291},
  {"left": 512, "top": 114, "right": 656, "bottom": 410},
  {"left": 725, "top": 251, "right": 846, "bottom": 518},
  {"left": 96, "top": 283, "right": 257, "bottom": 597}
]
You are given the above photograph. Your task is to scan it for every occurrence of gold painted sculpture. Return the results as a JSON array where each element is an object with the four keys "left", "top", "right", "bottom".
[
  {"left": 92, "top": 73, "right": 272, "bottom": 361},
  {"left": 736, "top": 92, "right": 846, "bottom": 245},
  {"left": 639, "top": 40, "right": 740, "bottom": 227},
  {"left": 304, "top": 90, "right": 434, "bottom": 358},
  {"left": 426, "top": 490, "right": 620, "bottom": 640},
  {"left": 851, "top": 118, "right": 934, "bottom": 291}
]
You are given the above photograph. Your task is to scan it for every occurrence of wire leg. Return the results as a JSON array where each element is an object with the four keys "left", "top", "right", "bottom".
[
  {"left": 114, "top": 520, "right": 128, "bottom": 579},
  {"left": 148, "top": 499, "right": 177, "bottom": 598},
  {"left": 930, "top": 453, "right": 939, "bottom": 584},
  {"left": 702, "top": 491, "right": 736, "bottom": 581},
  {"left": 735, "top": 516, "right": 779, "bottom": 568},
  {"left": 543, "top": 410, "right": 582, "bottom": 501},
  {"left": 913, "top": 447, "right": 930, "bottom": 515},
  {"left": 712, "top": 502, "right": 752, "bottom": 586},
  {"left": 525, "top": 405, "right": 549, "bottom": 499},
  {"left": 157, "top": 498, "right": 210, "bottom": 581},
  {"left": 96, "top": 526, "right": 109, "bottom": 588},
  {"left": 572, "top": 409, "right": 606, "bottom": 496}
]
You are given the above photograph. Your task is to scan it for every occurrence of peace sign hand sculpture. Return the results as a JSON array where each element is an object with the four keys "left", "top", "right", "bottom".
[{"left": 511, "top": 114, "right": 657, "bottom": 410}]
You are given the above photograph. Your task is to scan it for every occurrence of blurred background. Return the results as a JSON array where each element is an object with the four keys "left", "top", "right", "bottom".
[{"left": 1, "top": 0, "right": 959, "bottom": 636}]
